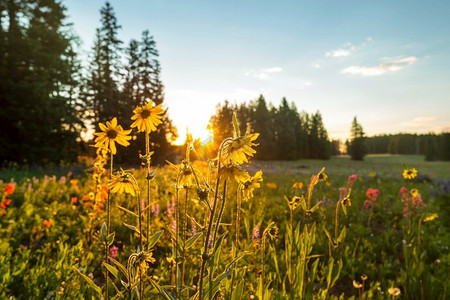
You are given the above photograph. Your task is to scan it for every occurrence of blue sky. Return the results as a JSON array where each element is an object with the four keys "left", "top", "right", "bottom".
[{"left": 64, "top": 0, "right": 450, "bottom": 143}]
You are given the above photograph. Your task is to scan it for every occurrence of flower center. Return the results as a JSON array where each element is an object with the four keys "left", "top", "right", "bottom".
[
  {"left": 107, "top": 130, "right": 118, "bottom": 139},
  {"left": 141, "top": 109, "right": 151, "bottom": 119}
]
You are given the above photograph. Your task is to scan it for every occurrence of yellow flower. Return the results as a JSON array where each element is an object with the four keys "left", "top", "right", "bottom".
[
  {"left": 403, "top": 168, "right": 417, "bottom": 180},
  {"left": 285, "top": 195, "right": 303, "bottom": 211},
  {"left": 139, "top": 251, "right": 156, "bottom": 273},
  {"left": 361, "top": 274, "right": 368, "bottom": 281},
  {"left": 353, "top": 280, "right": 363, "bottom": 289},
  {"left": 220, "top": 165, "right": 249, "bottom": 183},
  {"left": 221, "top": 133, "right": 259, "bottom": 165},
  {"left": 410, "top": 188, "right": 419, "bottom": 197},
  {"left": 388, "top": 287, "right": 401, "bottom": 296},
  {"left": 241, "top": 170, "right": 263, "bottom": 201},
  {"left": 266, "top": 182, "right": 277, "bottom": 189},
  {"left": 130, "top": 101, "right": 164, "bottom": 133},
  {"left": 94, "top": 117, "right": 131, "bottom": 155},
  {"left": 423, "top": 213, "right": 438, "bottom": 222},
  {"left": 108, "top": 170, "right": 139, "bottom": 196},
  {"left": 292, "top": 182, "right": 303, "bottom": 189}
]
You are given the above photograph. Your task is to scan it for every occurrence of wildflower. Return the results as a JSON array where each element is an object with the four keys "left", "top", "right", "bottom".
[
  {"left": 110, "top": 245, "right": 119, "bottom": 259},
  {"left": 266, "top": 182, "right": 277, "bottom": 189},
  {"left": 130, "top": 100, "right": 164, "bottom": 133},
  {"left": 400, "top": 186, "right": 408, "bottom": 196},
  {"left": 361, "top": 274, "right": 368, "bottom": 281},
  {"left": 353, "top": 280, "right": 363, "bottom": 289},
  {"left": 339, "top": 187, "right": 348, "bottom": 201},
  {"left": 286, "top": 195, "right": 302, "bottom": 211},
  {"left": 3, "top": 183, "right": 15, "bottom": 196},
  {"left": 139, "top": 251, "right": 156, "bottom": 273},
  {"left": 108, "top": 170, "right": 139, "bottom": 196},
  {"left": 423, "top": 213, "right": 438, "bottom": 222},
  {"left": 221, "top": 133, "right": 259, "bottom": 165},
  {"left": 71, "top": 197, "right": 77, "bottom": 204},
  {"left": 70, "top": 179, "right": 79, "bottom": 185},
  {"left": 366, "top": 188, "right": 380, "bottom": 201},
  {"left": 264, "top": 222, "right": 278, "bottom": 240},
  {"left": 363, "top": 200, "right": 372, "bottom": 210},
  {"left": 220, "top": 164, "right": 250, "bottom": 183},
  {"left": 43, "top": 219, "right": 52, "bottom": 228},
  {"left": 241, "top": 170, "right": 263, "bottom": 201},
  {"left": 410, "top": 188, "right": 419, "bottom": 198},
  {"left": 151, "top": 203, "right": 160, "bottom": 217},
  {"left": 252, "top": 225, "right": 261, "bottom": 248},
  {"left": 94, "top": 117, "right": 131, "bottom": 155},
  {"left": 388, "top": 287, "right": 401, "bottom": 297},
  {"left": 292, "top": 182, "right": 303, "bottom": 189},
  {"left": 403, "top": 168, "right": 417, "bottom": 180},
  {"left": 167, "top": 198, "right": 175, "bottom": 217}
]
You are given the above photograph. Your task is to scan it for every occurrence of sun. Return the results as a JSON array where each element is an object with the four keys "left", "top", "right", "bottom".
[{"left": 173, "top": 124, "right": 213, "bottom": 146}]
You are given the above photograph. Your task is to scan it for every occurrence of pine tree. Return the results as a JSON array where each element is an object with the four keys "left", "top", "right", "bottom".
[
  {"left": 85, "top": 1, "right": 123, "bottom": 126},
  {"left": 347, "top": 116, "right": 367, "bottom": 160},
  {"left": 0, "top": 0, "right": 82, "bottom": 163},
  {"left": 274, "top": 98, "right": 297, "bottom": 160},
  {"left": 250, "top": 95, "right": 275, "bottom": 160}
]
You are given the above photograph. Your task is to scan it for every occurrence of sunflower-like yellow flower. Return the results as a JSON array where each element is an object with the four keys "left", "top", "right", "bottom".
[
  {"left": 94, "top": 117, "right": 131, "bottom": 155},
  {"left": 220, "top": 165, "right": 250, "bottom": 183},
  {"left": 403, "top": 168, "right": 417, "bottom": 180},
  {"left": 292, "top": 182, "right": 303, "bottom": 189},
  {"left": 353, "top": 280, "right": 363, "bottom": 289},
  {"left": 241, "top": 170, "right": 263, "bottom": 201},
  {"left": 130, "top": 101, "right": 164, "bottom": 133},
  {"left": 221, "top": 133, "right": 259, "bottom": 165},
  {"left": 108, "top": 170, "right": 139, "bottom": 196},
  {"left": 139, "top": 251, "right": 156, "bottom": 273},
  {"left": 388, "top": 287, "right": 401, "bottom": 297}
]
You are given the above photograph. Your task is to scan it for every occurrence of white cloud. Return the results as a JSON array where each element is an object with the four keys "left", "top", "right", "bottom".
[
  {"left": 262, "top": 67, "right": 283, "bottom": 73},
  {"left": 325, "top": 38, "right": 372, "bottom": 58},
  {"left": 257, "top": 73, "right": 269, "bottom": 80},
  {"left": 312, "top": 63, "right": 321, "bottom": 69},
  {"left": 326, "top": 48, "right": 352, "bottom": 57},
  {"left": 245, "top": 66, "right": 283, "bottom": 80},
  {"left": 401, "top": 117, "right": 436, "bottom": 128},
  {"left": 342, "top": 56, "right": 417, "bottom": 76}
]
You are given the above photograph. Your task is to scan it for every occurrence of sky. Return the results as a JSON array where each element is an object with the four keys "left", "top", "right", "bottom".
[{"left": 63, "top": 0, "right": 450, "bottom": 144}]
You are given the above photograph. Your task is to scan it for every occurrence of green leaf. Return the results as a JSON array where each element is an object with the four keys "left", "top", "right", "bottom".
[
  {"left": 149, "top": 279, "right": 176, "bottom": 300},
  {"left": 118, "top": 205, "right": 138, "bottom": 218},
  {"left": 100, "top": 222, "right": 107, "bottom": 242},
  {"left": 202, "top": 269, "right": 233, "bottom": 300},
  {"left": 109, "top": 257, "right": 129, "bottom": 282},
  {"left": 147, "top": 230, "right": 164, "bottom": 249},
  {"left": 123, "top": 222, "right": 140, "bottom": 235},
  {"left": 231, "top": 280, "right": 244, "bottom": 300},
  {"left": 340, "top": 201, "right": 347, "bottom": 215},
  {"left": 106, "top": 232, "right": 115, "bottom": 246},
  {"left": 185, "top": 232, "right": 202, "bottom": 249},
  {"left": 310, "top": 201, "right": 322, "bottom": 213},
  {"left": 103, "top": 262, "right": 119, "bottom": 279},
  {"left": 74, "top": 267, "right": 102, "bottom": 298},
  {"left": 337, "top": 227, "right": 346, "bottom": 243}
]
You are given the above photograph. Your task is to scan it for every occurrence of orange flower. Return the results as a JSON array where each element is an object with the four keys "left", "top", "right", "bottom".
[
  {"left": 3, "top": 183, "right": 15, "bottom": 196},
  {"left": 71, "top": 197, "right": 78, "bottom": 204},
  {"left": 43, "top": 219, "right": 52, "bottom": 228}
]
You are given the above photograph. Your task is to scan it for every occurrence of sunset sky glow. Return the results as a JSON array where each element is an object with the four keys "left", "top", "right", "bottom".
[{"left": 64, "top": 0, "right": 450, "bottom": 144}]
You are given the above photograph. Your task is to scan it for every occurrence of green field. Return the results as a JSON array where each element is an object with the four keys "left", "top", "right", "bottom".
[{"left": 1, "top": 154, "right": 449, "bottom": 299}]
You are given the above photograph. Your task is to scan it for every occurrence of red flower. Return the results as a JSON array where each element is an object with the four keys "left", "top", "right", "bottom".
[{"left": 3, "top": 183, "right": 15, "bottom": 196}]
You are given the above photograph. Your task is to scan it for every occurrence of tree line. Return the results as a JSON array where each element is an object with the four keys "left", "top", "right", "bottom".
[
  {"left": 0, "top": 0, "right": 176, "bottom": 165},
  {"left": 209, "top": 96, "right": 332, "bottom": 160},
  {"left": 365, "top": 133, "right": 450, "bottom": 161}
]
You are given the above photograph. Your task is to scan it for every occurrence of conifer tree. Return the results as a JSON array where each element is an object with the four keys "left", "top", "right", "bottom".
[
  {"left": 250, "top": 95, "right": 275, "bottom": 160},
  {"left": 347, "top": 116, "right": 367, "bottom": 160}
]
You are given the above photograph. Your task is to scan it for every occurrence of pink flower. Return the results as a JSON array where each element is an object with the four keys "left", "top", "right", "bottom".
[
  {"left": 365, "top": 188, "right": 380, "bottom": 201},
  {"left": 363, "top": 200, "right": 372, "bottom": 210},
  {"left": 110, "top": 246, "right": 119, "bottom": 259},
  {"left": 400, "top": 186, "right": 408, "bottom": 195},
  {"left": 339, "top": 187, "right": 348, "bottom": 200},
  {"left": 348, "top": 174, "right": 357, "bottom": 186}
]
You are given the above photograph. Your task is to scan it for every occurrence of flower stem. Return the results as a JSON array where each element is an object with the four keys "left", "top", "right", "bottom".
[{"left": 105, "top": 153, "right": 113, "bottom": 300}]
